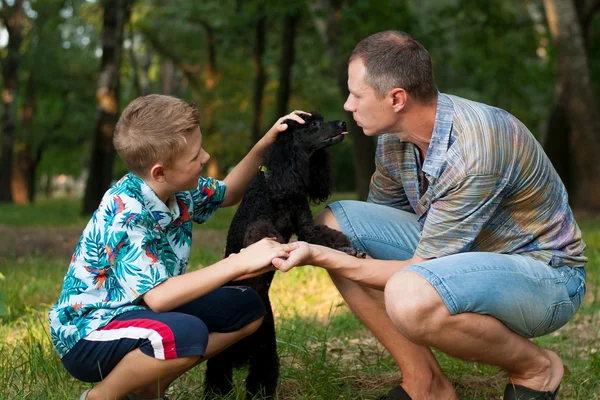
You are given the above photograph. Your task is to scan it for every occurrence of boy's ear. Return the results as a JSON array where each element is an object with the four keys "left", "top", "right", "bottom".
[{"left": 150, "top": 164, "right": 166, "bottom": 183}]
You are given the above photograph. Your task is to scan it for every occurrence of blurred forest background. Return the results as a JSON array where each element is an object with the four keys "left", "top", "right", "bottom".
[{"left": 1, "top": 0, "right": 599, "bottom": 214}]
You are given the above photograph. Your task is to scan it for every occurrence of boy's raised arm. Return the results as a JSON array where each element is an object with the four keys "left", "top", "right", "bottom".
[{"left": 220, "top": 111, "right": 309, "bottom": 207}]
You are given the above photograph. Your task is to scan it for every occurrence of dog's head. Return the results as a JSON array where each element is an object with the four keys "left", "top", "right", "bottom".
[
  {"left": 264, "top": 112, "right": 347, "bottom": 203},
  {"left": 282, "top": 113, "right": 347, "bottom": 155}
]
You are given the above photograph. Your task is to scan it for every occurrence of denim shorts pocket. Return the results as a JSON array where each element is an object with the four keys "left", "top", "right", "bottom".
[{"left": 530, "top": 281, "right": 585, "bottom": 338}]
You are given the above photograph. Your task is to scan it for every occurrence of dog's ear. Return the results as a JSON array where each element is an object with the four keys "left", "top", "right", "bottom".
[
  {"left": 264, "top": 131, "right": 311, "bottom": 199},
  {"left": 307, "top": 148, "right": 333, "bottom": 204}
]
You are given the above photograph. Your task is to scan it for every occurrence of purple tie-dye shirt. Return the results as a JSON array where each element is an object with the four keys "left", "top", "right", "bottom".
[{"left": 368, "top": 93, "right": 587, "bottom": 267}]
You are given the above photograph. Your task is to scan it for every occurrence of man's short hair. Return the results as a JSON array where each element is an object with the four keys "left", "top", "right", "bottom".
[
  {"left": 113, "top": 94, "right": 200, "bottom": 176},
  {"left": 349, "top": 31, "right": 438, "bottom": 103}
]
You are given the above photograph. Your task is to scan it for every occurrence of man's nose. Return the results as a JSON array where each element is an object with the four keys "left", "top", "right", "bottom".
[{"left": 343, "top": 97, "right": 353, "bottom": 112}]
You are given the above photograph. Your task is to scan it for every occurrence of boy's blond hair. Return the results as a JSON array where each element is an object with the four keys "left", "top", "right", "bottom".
[{"left": 113, "top": 94, "right": 200, "bottom": 177}]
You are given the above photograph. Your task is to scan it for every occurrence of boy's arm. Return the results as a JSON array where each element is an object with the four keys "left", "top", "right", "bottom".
[
  {"left": 142, "top": 238, "right": 292, "bottom": 312},
  {"left": 220, "top": 111, "right": 309, "bottom": 207}
]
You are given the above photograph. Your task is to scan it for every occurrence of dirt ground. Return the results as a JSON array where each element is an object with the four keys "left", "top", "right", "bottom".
[{"left": 0, "top": 224, "right": 227, "bottom": 262}]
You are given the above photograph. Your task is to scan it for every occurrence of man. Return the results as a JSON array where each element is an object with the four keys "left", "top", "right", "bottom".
[{"left": 272, "top": 31, "right": 587, "bottom": 400}]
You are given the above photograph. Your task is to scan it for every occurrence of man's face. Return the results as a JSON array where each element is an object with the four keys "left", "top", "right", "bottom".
[{"left": 343, "top": 59, "right": 396, "bottom": 136}]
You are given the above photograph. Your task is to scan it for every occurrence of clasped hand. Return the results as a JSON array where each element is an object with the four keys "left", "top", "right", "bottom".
[{"left": 231, "top": 239, "right": 314, "bottom": 280}]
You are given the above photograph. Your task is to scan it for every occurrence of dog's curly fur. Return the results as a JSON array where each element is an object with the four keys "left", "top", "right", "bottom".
[{"left": 203, "top": 113, "right": 364, "bottom": 399}]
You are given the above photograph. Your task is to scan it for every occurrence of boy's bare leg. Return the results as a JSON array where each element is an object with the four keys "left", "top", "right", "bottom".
[
  {"left": 315, "top": 210, "right": 456, "bottom": 400},
  {"left": 85, "top": 317, "right": 263, "bottom": 400}
]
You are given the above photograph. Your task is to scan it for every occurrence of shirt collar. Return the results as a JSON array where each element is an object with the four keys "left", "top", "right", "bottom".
[
  {"left": 422, "top": 93, "right": 454, "bottom": 180},
  {"left": 128, "top": 173, "right": 178, "bottom": 229}
]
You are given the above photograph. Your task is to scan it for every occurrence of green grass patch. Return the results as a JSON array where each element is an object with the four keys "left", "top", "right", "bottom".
[{"left": 0, "top": 197, "right": 599, "bottom": 399}]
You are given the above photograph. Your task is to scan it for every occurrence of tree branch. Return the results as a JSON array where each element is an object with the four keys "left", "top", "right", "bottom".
[{"left": 139, "top": 26, "right": 203, "bottom": 89}]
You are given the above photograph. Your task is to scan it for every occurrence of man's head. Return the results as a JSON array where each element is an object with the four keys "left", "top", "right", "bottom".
[
  {"left": 114, "top": 94, "right": 210, "bottom": 192},
  {"left": 344, "top": 31, "right": 437, "bottom": 135}
]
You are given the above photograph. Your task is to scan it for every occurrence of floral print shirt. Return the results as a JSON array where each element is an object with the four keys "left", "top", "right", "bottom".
[{"left": 49, "top": 173, "right": 226, "bottom": 357}]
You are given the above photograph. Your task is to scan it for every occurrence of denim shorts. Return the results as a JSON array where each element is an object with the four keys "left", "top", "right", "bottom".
[
  {"left": 61, "top": 286, "right": 265, "bottom": 382},
  {"left": 328, "top": 200, "right": 586, "bottom": 338}
]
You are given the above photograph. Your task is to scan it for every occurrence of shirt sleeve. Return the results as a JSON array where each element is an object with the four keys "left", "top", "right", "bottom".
[
  {"left": 367, "top": 143, "right": 413, "bottom": 212},
  {"left": 415, "top": 173, "right": 508, "bottom": 259},
  {"left": 107, "top": 214, "right": 171, "bottom": 302},
  {"left": 190, "top": 177, "right": 227, "bottom": 223}
]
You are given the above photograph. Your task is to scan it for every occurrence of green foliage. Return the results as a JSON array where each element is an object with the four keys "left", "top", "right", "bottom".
[{"left": 0, "top": 273, "right": 7, "bottom": 318}]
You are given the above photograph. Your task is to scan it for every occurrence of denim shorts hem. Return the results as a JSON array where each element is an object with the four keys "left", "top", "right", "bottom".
[{"left": 403, "top": 264, "right": 461, "bottom": 316}]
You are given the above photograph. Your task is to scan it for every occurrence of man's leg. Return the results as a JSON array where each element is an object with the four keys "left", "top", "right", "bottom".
[
  {"left": 316, "top": 204, "right": 456, "bottom": 400},
  {"left": 384, "top": 253, "right": 585, "bottom": 396},
  {"left": 86, "top": 318, "right": 263, "bottom": 400}
]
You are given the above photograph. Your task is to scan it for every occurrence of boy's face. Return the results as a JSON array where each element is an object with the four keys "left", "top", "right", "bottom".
[{"left": 163, "top": 127, "right": 210, "bottom": 192}]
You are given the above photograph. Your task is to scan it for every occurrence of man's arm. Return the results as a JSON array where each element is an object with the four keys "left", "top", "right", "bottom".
[{"left": 274, "top": 242, "right": 430, "bottom": 290}]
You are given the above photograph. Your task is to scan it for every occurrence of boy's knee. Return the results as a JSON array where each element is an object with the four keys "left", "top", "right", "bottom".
[
  {"left": 222, "top": 287, "right": 266, "bottom": 331},
  {"left": 240, "top": 316, "right": 264, "bottom": 336},
  {"left": 240, "top": 287, "right": 267, "bottom": 317}
]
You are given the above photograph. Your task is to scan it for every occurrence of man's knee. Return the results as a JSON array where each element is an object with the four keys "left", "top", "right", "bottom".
[
  {"left": 384, "top": 271, "right": 448, "bottom": 343},
  {"left": 314, "top": 207, "right": 342, "bottom": 231}
]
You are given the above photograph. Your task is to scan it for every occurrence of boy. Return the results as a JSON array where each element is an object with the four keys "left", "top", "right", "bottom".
[{"left": 48, "top": 94, "right": 306, "bottom": 400}]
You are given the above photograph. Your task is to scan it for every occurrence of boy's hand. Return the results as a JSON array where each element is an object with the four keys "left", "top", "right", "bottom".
[
  {"left": 261, "top": 111, "right": 311, "bottom": 147},
  {"left": 230, "top": 238, "right": 293, "bottom": 280}
]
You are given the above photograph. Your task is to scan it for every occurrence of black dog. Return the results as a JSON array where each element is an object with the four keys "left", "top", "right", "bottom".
[{"left": 203, "top": 113, "right": 365, "bottom": 398}]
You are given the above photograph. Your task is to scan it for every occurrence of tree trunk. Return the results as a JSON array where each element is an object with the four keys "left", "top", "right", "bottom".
[
  {"left": 309, "top": 0, "right": 375, "bottom": 200},
  {"left": 11, "top": 145, "right": 33, "bottom": 204},
  {"left": 276, "top": 10, "right": 299, "bottom": 116},
  {"left": 161, "top": 59, "right": 175, "bottom": 94},
  {"left": 251, "top": 1, "right": 267, "bottom": 146},
  {"left": 541, "top": 83, "right": 570, "bottom": 188},
  {"left": 82, "top": 0, "right": 133, "bottom": 214},
  {"left": 543, "top": 0, "right": 600, "bottom": 211},
  {"left": 11, "top": 75, "right": 36, "bottom": 204},
  {"left": 0, "top": 0, "right": 25, "bottom": 203}
]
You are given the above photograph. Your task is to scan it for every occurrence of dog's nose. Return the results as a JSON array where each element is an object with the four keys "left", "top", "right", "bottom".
[{"left": 336, "top": 120, "right": 347, "bottom": 130}]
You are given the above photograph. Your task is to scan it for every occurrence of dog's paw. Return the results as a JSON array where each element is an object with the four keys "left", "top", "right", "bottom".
[{"left": 339, "top": 246, "right": 367, "bottom": 259}]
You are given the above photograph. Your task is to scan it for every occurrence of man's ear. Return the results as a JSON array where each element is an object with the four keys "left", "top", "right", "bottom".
[
  {"left": 150, "top": 163, "right": 167, "bottom": 183},
  {"left": 389, "top": 88, "right": 408, "bottom": 112}
]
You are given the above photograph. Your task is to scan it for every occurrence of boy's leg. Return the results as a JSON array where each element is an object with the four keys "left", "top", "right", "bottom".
[
  {"left": 385, "top": 252, "right": 586, "bottom": 395},
  {"left": 317, "top": 201, "right": 456, "bottom": 399},
  {"left": 87, "top": 318, "right": 263, "bottom": 400}
]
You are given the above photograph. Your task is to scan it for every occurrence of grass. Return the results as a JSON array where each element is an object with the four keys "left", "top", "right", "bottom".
[{"left": 0, "top": 196, "right": 599, "bottom": 399}]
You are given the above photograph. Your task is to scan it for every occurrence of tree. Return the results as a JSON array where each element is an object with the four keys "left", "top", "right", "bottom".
[
  {"left": 0, "top": 0, "right": 25, "bottom": 203},
  {"left": 251, "top": 0, "right": 267, "bottom": 145},
  {"left": 543, "top": 0, "right": 600, "bottom": 211},
  {"left": 82, "top": 0, "right": 133, "bottom": 214},
  {"left": 275, "top": 6, "right": 300, "bottom": 116},
  {"left": 309, "top": 0, "right": 376, "bottom": 201}
]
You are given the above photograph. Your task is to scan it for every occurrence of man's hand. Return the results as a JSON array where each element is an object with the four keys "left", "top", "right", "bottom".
[{"left": 271, "top": 241, "right": 316, "bottom": 272}]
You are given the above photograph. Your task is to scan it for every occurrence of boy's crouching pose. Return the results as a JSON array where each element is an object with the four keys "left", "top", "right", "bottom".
[{"left": 48, "top": 95, "right": 307, "bottom": 400}]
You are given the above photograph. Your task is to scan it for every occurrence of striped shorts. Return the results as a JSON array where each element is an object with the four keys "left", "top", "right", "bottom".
[{"left": 61, "top": 286, "right": 265, "bottom": 382}]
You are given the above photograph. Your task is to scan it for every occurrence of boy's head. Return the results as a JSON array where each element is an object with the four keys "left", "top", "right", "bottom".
[{"left": 114, "top": 94, "right": 200, "bottom": 178}]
